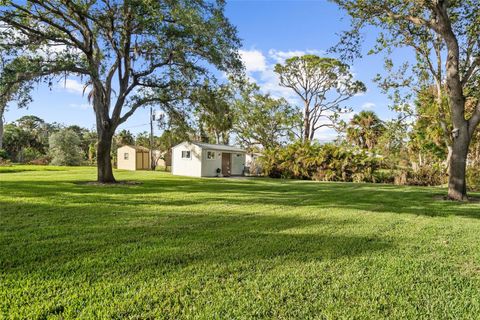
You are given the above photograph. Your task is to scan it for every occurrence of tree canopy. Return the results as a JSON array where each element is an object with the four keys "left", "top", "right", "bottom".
[
  {"left": 331, "top": 0, "right": 480, "bottom": 200},
  {"left": 274, "top": 55, "right": 365, "bottom": 142},
  {"left": 0, "top": 0, "right": 242, "bottom": 182},
  {"left": 233, "top": 83, "right": 301, "bottom": 150}
]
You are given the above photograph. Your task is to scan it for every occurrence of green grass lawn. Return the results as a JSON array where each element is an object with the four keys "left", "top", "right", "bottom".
[{"left": 2, "top": 166, "right": 480, "bottom": 319}]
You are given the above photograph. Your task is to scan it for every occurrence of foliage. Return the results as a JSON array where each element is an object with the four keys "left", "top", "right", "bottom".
[
  {"left": 18, "top": 147, "right": 43, "bottom": 164},
  {"left": 261, "top": 141, "right": 380, "bottom": 182},
  {"left": 274, "top": 55, "right": 366, "bottom": 141},
  {"left": 2, "top": 123, "right": 29, "bottom": 161},
  {"left": 375, "top": 118, "right": 409, "bottom": 168},
  {"left": 467, "top": 167, "right": 480, "bottom": 192},
  {"left": 116, "top": 130, "right": 135, "bottom": 147},
  {"left": 2, "top": 116, "right": 97, "bottom": 163},
  {"left": 135, "top": 132, "right": 150, "bottom": 148},
  {"left": 193, "top": 83, "right": 234, "bottom": 144},
  {"left": 0, "top": 0, "right": 243, "bottom": 182},
  {"left": 407, "top": 87, "right": 450, "bottom": 164},
  {"left": 406, "top": 165, "right": 446, "bottom": 187},
  {"left": 346, "top": 110, "right": 385, "bottom": 150},
  {"left": 48, "top": 129, "right": 83, "bottom": 166},
  {"left": 67, "top": 125, "right": 97, "bottom": 162},
  {"left": 233, "top": 82, "right": 301, "bottom": 150},
  {"left": 0, "top": 56, "right": 38, "bottom": 149},
  {"left": 330, "top": 0, "right": 480, "bottom": 199}
]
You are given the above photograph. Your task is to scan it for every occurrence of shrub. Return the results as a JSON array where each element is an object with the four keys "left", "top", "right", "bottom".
[
  {"left": 260, "top": 141, "right": 380, "bottom": 182},
  {"left": 17, "top": 147, "right": 43, "bottom": 164},
  {"left": 392, "top": 165, "right": 446, "bottom": 186},
  {"left": 373, "top": 169, "right": 396, "bottom": 184},
  {"left": 0, "top": 149, "right": 11, "bottom": 166},
  {"left": 49, "top": 129, "right": 83, "bottom": 166},
  {"left": 28, "top": 157, "right": 50, "bottom": 165},
  {"left": 0, "top": 149, "right": 8, "bottom": 160},
  {"left": 467, "top": 167, "right": 480, "bottom": 191},
  {"left": 407, "top": 164, "right": 446, "bottom": 186}
]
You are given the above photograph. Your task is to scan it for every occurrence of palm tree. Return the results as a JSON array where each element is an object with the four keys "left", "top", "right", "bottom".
[{"left": 346, "top": 111, "right": 385, "bottom": 150}]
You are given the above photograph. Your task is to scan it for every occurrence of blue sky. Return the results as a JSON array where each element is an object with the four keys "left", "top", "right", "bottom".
[{"left": 5, "top": 0, "right": 398, "bottom": 141}]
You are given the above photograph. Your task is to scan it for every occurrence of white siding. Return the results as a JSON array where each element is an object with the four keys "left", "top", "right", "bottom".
[
  {"left": 171, "top": 142, "right": 202, "bottom": 177},
  {"left": 231, "top": 153, "right": 246, "bottom": 175},
  {"left": 117, "top": 146, "right": 136, "bottom": 170},
  {"left": 201, "top": 150, "right": 223, "bottom": 177}
]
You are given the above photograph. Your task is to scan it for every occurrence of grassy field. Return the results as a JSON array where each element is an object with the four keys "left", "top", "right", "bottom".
[{"left": 2, "top": 166, "right": 480, "bottom": 319}]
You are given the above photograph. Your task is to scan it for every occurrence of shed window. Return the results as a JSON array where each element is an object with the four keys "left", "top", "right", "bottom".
[
  {"left": 124, "top": 153, "right": 129, "bottom": 160},
  {"left": 181, "top": 151, "right": 191, "bottom": 159},
  {"left": 206, "top": 151, "right": 216, "bottom": 160}
]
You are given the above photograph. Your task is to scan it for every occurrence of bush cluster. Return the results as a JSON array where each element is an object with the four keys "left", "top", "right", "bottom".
[
  {"left": 260, "top": 142, "right": 381, "bottom": 183},
  {"left": 467, "top": 167, "right": 480, "bottom": 191}
]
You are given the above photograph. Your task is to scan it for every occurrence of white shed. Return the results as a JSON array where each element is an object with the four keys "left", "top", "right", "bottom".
[{"left": 171, "top": 142, "right": 247, "bottom": 177}]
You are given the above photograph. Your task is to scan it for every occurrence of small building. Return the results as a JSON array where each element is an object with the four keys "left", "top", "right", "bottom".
[
  {"left": 171, "top": 142, "right": 247, "bottom": 177},
  {"left": 117, "top": 145, "right": 151, "bottom": 170}
]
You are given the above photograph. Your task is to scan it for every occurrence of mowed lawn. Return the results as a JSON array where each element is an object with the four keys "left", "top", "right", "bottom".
[{"left": 2, "top": 166, "right": 480, "bottom": 319}]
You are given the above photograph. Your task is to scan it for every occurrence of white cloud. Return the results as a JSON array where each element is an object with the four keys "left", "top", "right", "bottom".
[
  {"left": 361, "top": 102, "right": 376, "bottom": 110},
  {"left": 268, "top": 49, "right": 324, "bottom": 63},
  {"left": 59, "top": 79, "right": 85, "bottom": 94},
  {"left": 239, "top": 49, "right": 267, "bottom": 72},
  {"left": 239, "top": 48, "right": 326, "bottom": 103}
]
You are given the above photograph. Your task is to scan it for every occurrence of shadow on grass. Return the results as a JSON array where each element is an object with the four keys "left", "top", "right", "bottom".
[
  {"left": 1, "top": 176, "right": 479, "bottom": 219},
  {"left": 1, "top": 208, "right": 391, "bottom": 277}
]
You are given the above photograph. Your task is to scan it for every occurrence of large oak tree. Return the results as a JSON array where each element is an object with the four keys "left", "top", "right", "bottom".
[
  {"left": 331, "top": 0, "right": 480, "bottom": 200},
  {"left": 0, "top": 0, "right": 242, "bottom": 182}
]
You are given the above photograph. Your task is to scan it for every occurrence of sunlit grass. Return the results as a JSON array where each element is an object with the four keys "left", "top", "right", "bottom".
[{"left": 1, "top": 166, "right": 480, "bottom": 318}]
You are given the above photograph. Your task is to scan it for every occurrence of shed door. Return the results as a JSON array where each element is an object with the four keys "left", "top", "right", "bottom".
[
  {"left": 222, "top": 153, "right": 231, "bottom": 176},
  {"left": 136, "top": 152, "right": 142, "bottom": 170},
  {"left": 143, "top": 152, "right": 150, "bottom": 169}
]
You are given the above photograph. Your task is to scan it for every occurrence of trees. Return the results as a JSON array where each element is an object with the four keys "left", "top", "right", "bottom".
[
  {"left": 346, "top": 111, "right": 385, "bottom": 150},
  {"left": 49, "top": 129, "right": 83, "bottom": 166},
  {"left": 115, "top": 130, "right": 135, "bottom": 147},
  {"left": 408, "top": 87, "right": 449, "bottom": 167},
  {"left": 0, "top": 57, "right": 37, "bottom": 149},
  {"left": 2, "top": 116, "right": 53, "bottom": 162},
  {"left": 193, "top": 84, "right": 233, "bottom": 145},
  {"left": 274, "top": 55, "right": 365, "bottom": 142},
  {"left": 233, "top": 84, "right": 301, "bottom": 150},
  {"left": 331, "top": 0, "right": 480, "bottom": 200},
  {"left": 0, "top": 0, "right": 241, "bottom": 182},
  {"left": 67, "top": 125, "right": 97, "bottom": 162},
  {"left": 2, "top": 123, "right": 30, "bottom": 161}
]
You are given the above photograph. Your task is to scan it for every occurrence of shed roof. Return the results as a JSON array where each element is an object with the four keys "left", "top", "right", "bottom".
[
  {"left": 176, "top": 141, "right": 246, "bottom": 153},
  {"left": 120, "top": 145, "right": 150, "bottom": 152}
]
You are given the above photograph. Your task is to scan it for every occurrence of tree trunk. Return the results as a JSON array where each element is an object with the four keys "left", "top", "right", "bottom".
[
  {"left": 96, "top": 127, "right": 116, "bottom": 183},
  {"left": 437, "top": 7, "right": 470, "bottom": 200},
  {"left": 303, "top": 115, "right": 310, "bottom": 142},
  {"left": 0, "top": 112, "right": 4, "bottom": 150},
  {"left": 303, "top": 101, "right": 310, "bottom": 142},
  {"left": 0, "top": 103, "right": 5, "bottom": 149},
  {"left": 309, "top": 126, "right": 315, "bottom": 141},
  {"left": 448, "top": 125, "right": 470, "bottom": 200}
]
